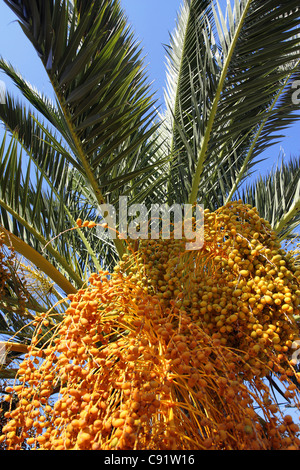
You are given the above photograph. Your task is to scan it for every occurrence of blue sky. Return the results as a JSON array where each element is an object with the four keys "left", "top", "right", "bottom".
[
  {"left": 0, "top": 0, "right": 300, "bottom": 174},
  {"left": 121, "top": 0, "right": 182, "bottom": 103}
]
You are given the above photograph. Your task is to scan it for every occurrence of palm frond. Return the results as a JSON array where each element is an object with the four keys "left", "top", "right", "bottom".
[
  {"left": 239, "top": 154, "right": 300, "bottom": 241},
  {"left": 161, "top": 0, "right": 300, "bottom": 210},
  {"left": 1, "top": 0, "right": 164, "bottom": 260},
  {"left": 0, "top": 226, "right": 76, "bottom": 295}
]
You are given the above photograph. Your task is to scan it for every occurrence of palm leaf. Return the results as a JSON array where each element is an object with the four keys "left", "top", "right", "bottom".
[
  {"left": 0, "top": 131, "right": 87, "bottom": 285},
  {"left": 0, "top": 227, "right": 76, "bottom": 295},
  {"left": 161, "top": 0, "right": 300, "bottom": 210},
  {"left": 1, "top": 0, "right": 163, "bottom": 261},
  {"left": 239, "top": 154, "right": 300, "bottom": 241},
  {"left": 0, "top": 128, "right": 113, "bottom": 284}
]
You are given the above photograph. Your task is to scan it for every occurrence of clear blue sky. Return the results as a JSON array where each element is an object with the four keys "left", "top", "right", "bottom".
[
  {"left": 121, "top": 0, "right": 182, "bottom": 103},
  {"left": 0, "top": 0, "right": 300, "bottom": 174}
]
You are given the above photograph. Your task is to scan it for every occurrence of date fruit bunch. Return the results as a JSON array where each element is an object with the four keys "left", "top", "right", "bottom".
[{"left": 1, "top": 202, "right": 300, "bottom": 450}]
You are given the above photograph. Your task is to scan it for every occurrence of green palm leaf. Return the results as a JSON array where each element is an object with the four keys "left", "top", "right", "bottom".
[
  {"left": 0, "top": 132, "right": 84, "bottom": 285},
  {"left": 161, "top": 0, "right": 300, "bottom": 209},
  {"left": 240, "top": 154, "right": 300, "bottom": 241},
  {"left": 1, "top": 0, "right": 163, "bottom": 261}
]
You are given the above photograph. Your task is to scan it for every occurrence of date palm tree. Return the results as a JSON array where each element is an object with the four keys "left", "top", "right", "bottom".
[{"left": 0, "top": 0, "right": 300, "bottom": 377}]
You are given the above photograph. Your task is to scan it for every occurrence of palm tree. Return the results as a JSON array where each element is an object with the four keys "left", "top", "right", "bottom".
[{"left": 0, "top": 0, "right": 300, "bottom": 416}]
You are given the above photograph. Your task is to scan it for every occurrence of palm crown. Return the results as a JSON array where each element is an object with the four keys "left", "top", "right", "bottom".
[{"left": 0, "top": 0, "right": 300, "bottom": 377}]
